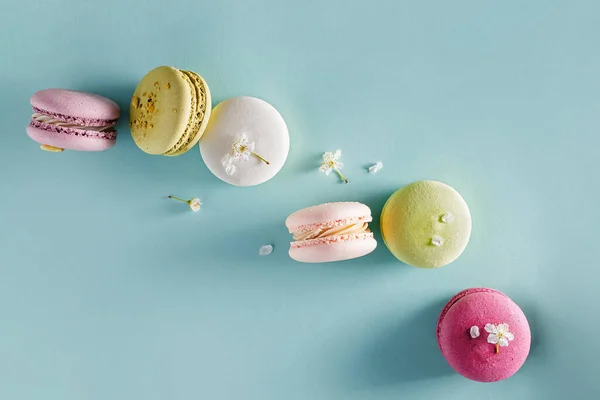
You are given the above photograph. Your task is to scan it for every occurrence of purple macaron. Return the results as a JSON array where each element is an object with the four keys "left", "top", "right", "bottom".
[{"left": 26, "top": 89, "right": 120, "bottom": 152}]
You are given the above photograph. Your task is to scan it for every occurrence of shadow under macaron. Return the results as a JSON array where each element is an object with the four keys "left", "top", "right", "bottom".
[{"left": 348, "top": 298, "right": 454, "bottom": 387}]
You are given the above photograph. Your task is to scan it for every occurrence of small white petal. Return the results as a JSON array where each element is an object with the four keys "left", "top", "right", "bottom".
[
  {"left": 441, "top": 212, "right": 454, "bottom": 223},
  {"left": 335, "top": 161, "right": 344, "bottom": 170},
  {"left": 319, "top": 164, "right": 329, "bottom": 173},
  {"left": 225, "top": 164, "right": 237, "bottom": 176},
  {"left": 324, "top": 168, "right": 333, "bottom": 176},
  {"left": 487, "top": 334, "right": 499, "bottom": 344},
  {"left": 497, "top": 323, "right": 509, "bottom": 333},
  {"left": 334, "top": 149, "right": 342, "bottom": 159},
  {"left": 241, "top": 133, "right": 248, "bottom": 141},
  {"left": 221, "top": 154, "right": 232, "bottom": 167},
  {"left": 470, "top": 326, "right": 480, "bottom": 338},
  {"left": 485, "top": 323, "right": 497, "bottom": 334},
  {"left": 431, "top": 236, "right": 444, "bottom": 246},
  {"left": 259, "top": 245, "right": 273, "bottom": 256},
  {"left": 368, "top": 161, "right": 383, "bottom": 174},
  {"left": 498, "top": 337, "right": 509, "bottom": 347},
  {"left": 323, "top": 152, "right": 334, "bottom": 162},
  {"left": 504, "top": 331, "right": 515, "bottom": 341},
  {"left": 242, "top": 151, "right": 251, "bottom": 161},
  {"left": 248, "top": 141, "right": 255, "bottom": 151}
]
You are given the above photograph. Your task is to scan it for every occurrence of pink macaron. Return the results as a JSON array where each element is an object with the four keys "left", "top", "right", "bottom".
[
  {"left": 437, "top": 288, "right": 531, "bottom": 382},
  {"left": 26, "top": 89, "right": 120, "bottom": 152},
  {"left": 285, "top": 202, "right": 377, "bottom": 263}
]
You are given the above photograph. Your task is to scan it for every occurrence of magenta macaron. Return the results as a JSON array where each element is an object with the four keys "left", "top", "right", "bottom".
[
  {"left": 285, "top": 202, "right": 377, "bottom": 263},
  {"left": 26, "top": 89, "right": 120, "bottom": 152},
  {"left": 436, "top": 288, "right": 531, "bottom": 382}
]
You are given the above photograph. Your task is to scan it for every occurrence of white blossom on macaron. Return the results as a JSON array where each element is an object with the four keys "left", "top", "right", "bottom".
[
  {"left": 485, "top": 323, "right": 514, "bottom": 354},
  {"left": 368, "top": 161, "right": 383, "bottom": 174},
  {"left": 222, "top": 133, "right": 270, "bottom": 176},
  {"left": 233, "top": 133, "right": 270, "bottom": 164},
  {"left": 168, "top": 195, "right": 202, "bottom": 212},
  {"left": 320, "top": 149, "right": 348, "bottom": 183},
  {"left": 470, "top": 326, "right": 480, "bottom": 338}
]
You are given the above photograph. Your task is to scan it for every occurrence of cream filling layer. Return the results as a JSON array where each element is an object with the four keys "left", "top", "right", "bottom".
[
  {"left": 32, "top": 114, "right": 113, "bottom": 132},
  {"left": 293, "top": 222, "right": 370, "bottom": 241}
]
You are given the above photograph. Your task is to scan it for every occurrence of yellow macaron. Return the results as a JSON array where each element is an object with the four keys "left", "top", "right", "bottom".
[
  {"left": 381, "top": 180, "right": 472, "bottom": 268},
  {"left": 129, "top": 66, "right": 211, "bottom": 156}
]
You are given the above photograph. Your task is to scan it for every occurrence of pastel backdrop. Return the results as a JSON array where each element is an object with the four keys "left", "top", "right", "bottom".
[{"left": 1, "top": 1, "right": 598, "bottom": 399}]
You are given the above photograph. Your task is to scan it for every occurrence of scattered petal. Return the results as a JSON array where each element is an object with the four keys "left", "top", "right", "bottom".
[
  {"left": 470, "top": 326, "right": 480, "bottom": 338},
  {"left": 368, "top": 161, "right": 383, "bottom": 174},
  {"left": 441, "top": 212, "right": 454, "bottom": 223},
  {"left": 431, "top": 236, "right": 444, "bottom": 246},
  {"left": 259, "top": 245, "right": 273, "bottom": 256}
]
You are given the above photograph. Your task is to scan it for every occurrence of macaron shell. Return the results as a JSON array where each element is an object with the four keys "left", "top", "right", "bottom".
[
  {"left": 380, "top": 180, "right": 472, "bottom": 268},
  {"left": 129, "top": 66, "right": 193, "bottom": 155},
  {"left": 437, "top": 289, "right": 531, "bottom": 382},
  {"left": 200, "top": 96, "right": 289, "bottom": 187},
  {"left": 286, "top": 202, "right": 372, "bottom": 232},
  {"left": 26, "top": 125, "right": 116, "bottom": 152},
  {"left": 31, "top": 89, "right": 120, "bottom": 122},
  {"left": 289, "top": 235, "right": 377, "bottom": 263},
  {"left": 164, "top": 71, "right": 211, "bottom": 156}
]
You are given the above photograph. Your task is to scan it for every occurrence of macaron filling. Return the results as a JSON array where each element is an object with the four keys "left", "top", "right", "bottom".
[
  {"left": 289, "top": 216, "right": 374, "bottom": 248},
  {"left": 32, "top": 113, "right": 115, "bottom": 132},
  {"left": 32, "top": 107, "right": 118, "bottom": 127}
]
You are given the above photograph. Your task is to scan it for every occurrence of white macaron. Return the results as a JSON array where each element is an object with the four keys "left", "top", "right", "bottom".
[{"left": 199, "top": 96, "right": 290, "bottom": 187}]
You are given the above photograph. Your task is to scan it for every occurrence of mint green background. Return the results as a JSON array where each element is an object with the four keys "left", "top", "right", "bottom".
[{"left": 1, "top": 1, "right": 598, "bottom": 399}]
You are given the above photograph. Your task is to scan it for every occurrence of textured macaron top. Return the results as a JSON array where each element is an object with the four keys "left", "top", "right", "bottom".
[
  {"left": 129, "top": 66, "right": 210, "bottom": 155},
  {"left": 286, "top": 202, "right": 372, "bottom": 233},
  {"left": 31, "top": 89, "right": 120, "bottom": 124},
  {"left": 437, "top": 288, "right": 531, "bottom": 382},
  {"left": 381, "top": 180, "right": 472, "bottom": 268}
]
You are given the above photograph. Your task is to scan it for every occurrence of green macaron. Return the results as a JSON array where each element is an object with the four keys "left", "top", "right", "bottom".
[
  {"left": 380, "top": 180, "right": 472, "bottom": 268},
  {"left": 129, "top": 66, "right": 211, "bottom": 156}
]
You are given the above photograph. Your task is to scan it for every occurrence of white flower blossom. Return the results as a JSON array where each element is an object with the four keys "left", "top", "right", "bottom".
[
  {"left": 232, "top": 133, "right": 255, "bottom": 161},
  {"left": 368, "top": 161, "right": 383, "bottom": 174},
  {"left": 320, "top": 149, "right": 348, "bottom": 183},
  {"left": 470, "top": 326, "right": 480, "bottom": 338},
  {"left": 223, "top": 134, "right": 269, "bottom": 175},
  {"left": 168, "top": 195, "right": 202, "bottom": 212},
  {"left": 188, "top": 198, "right": 202, "bottom": 212},
  {"left": 485, "top": 323, "right": 514, "bottom": 352}
]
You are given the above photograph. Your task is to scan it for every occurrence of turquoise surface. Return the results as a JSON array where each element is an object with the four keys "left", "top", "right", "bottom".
[{"left": 1, "top": 1, "right": 598, "bottom": 399}]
